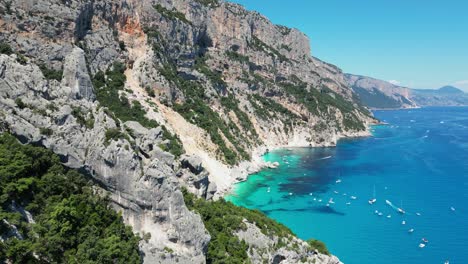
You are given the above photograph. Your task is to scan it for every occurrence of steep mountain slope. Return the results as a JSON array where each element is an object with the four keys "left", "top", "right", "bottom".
[
  {"left": 346, "top": 74, "right": 468, "bottom": 109},
  {"left": 345, "top": 74, "right": 417, "bottom": 109},
  {"left": 1, "top": 0, "right": 373, "bottom": 262}
]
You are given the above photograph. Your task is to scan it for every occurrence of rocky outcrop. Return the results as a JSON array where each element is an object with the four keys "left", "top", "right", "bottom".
[{"left": 0, "top": 0, "right": 377, "bottom": 262}]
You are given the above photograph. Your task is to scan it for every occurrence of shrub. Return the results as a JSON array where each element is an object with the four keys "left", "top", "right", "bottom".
[
  {"left": 39, "top": 64, "right": 63, "bottom": 81},
  {"left": 39, "top": 127, "right": 53, "bottom": 136},
  {"left": 307, "top": 239, "right": 330, "bottom": 256},
  {"left": 0, "top": 42, "right": 13, "bottom": 55},
  {"left": 153, "top": 4, "right": 192, "bottom": 25},
  {"left": 14, "top": 98, "right": 26, "bottom": 109}
]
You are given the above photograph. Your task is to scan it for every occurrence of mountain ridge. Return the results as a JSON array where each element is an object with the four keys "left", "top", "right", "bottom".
[{"left": 0, "top": 0, "right": 375, "bottom": 262}]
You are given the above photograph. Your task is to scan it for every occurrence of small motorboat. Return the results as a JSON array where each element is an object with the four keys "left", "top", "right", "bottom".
[
  {"left": 351, "top": 196, "right": 357, "bottom": 200},
  {"left": 397, "top": 208, "right": 406, "bottom": 214},
  {"left": 309, "top": 192, "right": 313, "bottom": 196},
  {"left": 387, "top": 215, "right": 392, "bottom": 218},
  {"left": 334, "top": 191, "right": 339, "bottom": 194},
  {"left": 444, "top": 260, "right": 450, "bottom": 264},
  {"left": 328, "top": 198, "right": 335, "bottom": 204},
  {"left": 416, "top": 212, "right": 421, "bottom": 216},
  {"left": 450, "top": 207, "right": 456, "bottom": 212},
  {"left": 267, "top": 187, "right": 271, "bottom": 193},
  {"left": 421, "top": 238, "right": 429, "bottom": 243},
  {"left": 402, "top": 220, "right": 406, "bottom": 225},
  {"left": 318, "top": 199, "right": 322, "bottom": 202},
  {"left": 346, "top": 202, "right": 351, "bottom": 205},
  {"left": 408, "top": 228, "right": 414, "bottom": 233},
  {"left": 375, "top": 210, "right": 379, "bottom": 214},
  {"left": 378, "top": 212, "right": 383, "bottom": 216},
  {"left": 419, "top": 243, "right": 426, "bottom": 248},
  {"left": 336, "top": 179, "right": 342, "bottom": 183},
  {"left": 289, "top": 192, "right": 293, "bottom": 196},
  {"left": 326, "top": 203, "right": 330, "bottom": 207},
  {"left": 368, "top": 198, "right": 377, "bottom": 205},
  {"left": 313, "top": 198, "right": 317, "bottom": 201}
]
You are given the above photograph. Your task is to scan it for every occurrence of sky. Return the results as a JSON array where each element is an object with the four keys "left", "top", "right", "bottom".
[{"left": 229, "top": 0, "right": 468, "bottom": 91}]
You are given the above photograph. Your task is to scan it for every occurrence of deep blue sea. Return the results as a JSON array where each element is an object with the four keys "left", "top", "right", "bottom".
[{"left": 226, "top": 107, "right": 468, "bottom": 264}]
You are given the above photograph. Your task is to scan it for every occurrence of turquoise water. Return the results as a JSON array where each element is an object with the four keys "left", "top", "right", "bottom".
[{"left": 226, "top": 107, "right": 468, "bottom": 264}]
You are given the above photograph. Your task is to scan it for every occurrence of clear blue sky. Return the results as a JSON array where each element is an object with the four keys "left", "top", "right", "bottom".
[{"left": 229, "top": 0, "right": 468, "bottom": 91}]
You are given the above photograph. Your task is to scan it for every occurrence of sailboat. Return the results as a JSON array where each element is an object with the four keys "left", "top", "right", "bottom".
[
  {"left": 368, "top": 185, "right": 377, "bottom": 204},
  {"left": 397, "top": 200, "right": 406, "bottom": 214}
]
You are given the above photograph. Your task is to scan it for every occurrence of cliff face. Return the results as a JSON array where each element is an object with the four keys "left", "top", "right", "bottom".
[
  {"left": 346, "top": 74, "right": 468, "bottom": 109},
  {"left": 0, "top": 0, "right": 371, "bottom": 262}
]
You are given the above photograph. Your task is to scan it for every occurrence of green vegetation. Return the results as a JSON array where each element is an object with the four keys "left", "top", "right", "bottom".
[
  {"left": 193, "top": 0, "right": 220, "bottom": 8},
  {"left": 278, "top": 76, "right": 365, "bottom": 131},
  {"left": 14, "top": 98, "right": 26, "bottom": 109},
  {"left": 248, "top": 94, "right": 298, "bottom": 120},
  {"left": 160, "top": 63, "right": 249, "bottom": 165},
  {"left": 0, "top": 133, "right": 141, "bottom": 263},
  {"left": 39, "top": 64, "right": 63, "bottom": 81},
  {"left": 105, "top": 128, "right": 127, "bottom": 144},
  {"left": 220, "top": 94, "right": 258, "bottom": 144},
  {"left": 249, "top": 36, "right": 289, "bottom": 63},
  {"left": 72, "top": 107, "right": 94, "bottom": 129},
  {"left": 183, "top": 189, "right": 294, "bottom": 263},
  {"left": 225, "top": 51, "right": 250, "bottom": 64},
  {"left": 92, "top": 62, "right": 183, "bottom": 157},
  {"left": 39, "top": 127, "right": 53, "bottom": 136},
  {"left": 153, "top": 4, "right": 192, "bottom": 25},
  {"left": 307, "top": 239, "right": 330, "bottom": 256},
  {"left": 0, "top": 41, "right": 13, "bottom": 55},
  {"left": 194, "top": 56, "right": 227, "bottom": 90}
]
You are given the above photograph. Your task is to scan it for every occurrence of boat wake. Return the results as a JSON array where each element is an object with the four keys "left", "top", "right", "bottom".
[{"left": 317, "top": 155, "right": 332, "bottom": 161}]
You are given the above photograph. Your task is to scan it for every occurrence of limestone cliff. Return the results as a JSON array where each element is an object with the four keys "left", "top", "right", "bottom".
[{"left": 0, "top": 0, "right": 373, "bottom": 262}]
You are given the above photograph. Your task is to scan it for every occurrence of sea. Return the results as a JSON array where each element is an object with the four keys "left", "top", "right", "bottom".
[{"left": 226, "top": 107, "right": 468, "bottom": 264}]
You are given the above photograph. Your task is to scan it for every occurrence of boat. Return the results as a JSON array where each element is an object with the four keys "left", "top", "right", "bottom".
[
  {"left": 289, "top": 192, "right": 293, "bottom": 196},
  {"left": 313, "top": 198, "right": 317, "bottom": 201},
  {"left": 419, "top": 243, "right": 426, "bottom": 248},
  {"left": 328, "top": 198, "right": 335, "bottom": 204},
  {"left": 309, "top": 192, "right": 313, "bottom": 196},
  {"left": 326, "top": 203, "right": 330, "bottom": 207},
  {"left": 346, "top": 202, "right": 351, "bottom": 205},
  {"left": 416, "top": 212, "right": 421, "bottom": 216},
  {"left": 368, "top": 185, "right": 377, "bottom": 204},
  {"left": 378, "top": 212, "right": 383, "bottom": 216},
  {"left": 422, "top": 238, "right": 429, "bottom": 243},
  {"left": 402, "top": 220, "right": 406, "bottom": 225},
  {"left": 334, "top": 191, "right": 339, "bottom": 194},
  {"left": 336, "top": 179, "right": 342, "bottom": 183},
  {"left": 385, "top": 199, "right": 392, "bottom": 206},
  {"left": 375, "top": 210, "right": 379, "bottom": 214},
  {"left": 408, "top": 228, "right": 414, "bottom": 233},
  {"left": 387, "top": 215, "right": 391, "bottom": 218},
  {"left": 397, "top": 208, "right": 406, "bottom": 214},
  {"left": 318, "top": 199, "right": 322, "bottom": 202},
  {"left": 445, "top": 260, "right": 450, "bottom": 264},
  {"left": 450, "top": 207, "right": 456, "bottom": 211},
  {"left": 351, "top": 196, "right": 357, "bottom": 200},
  {"left": 267, "top": 187, "right": 271, "bottom": 193}
]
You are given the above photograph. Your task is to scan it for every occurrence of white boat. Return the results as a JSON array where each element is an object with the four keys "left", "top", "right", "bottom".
[
  {"left": 398, "top": 208, "right": 406, "bottom": 214},
  {"left": 346, "top": 202, "right": 351, "bottom": 205},
  {"left": 387, "top": 215, "right": 392, "bottom": 218},
  {"left": 318, "top": 199, "right": 322, "bottom": 202},
  {"left": 313, "top": 198, "right": 317, "bottom": 201},
  {"left": 369, "top": 185, "right": 377, "bottom": 204},
  {"left": 326, "top": 203, "right": 330, "bottom": 207},
  {"left": 402, "top": 220, "right": 406, "bottom": 225},
  {"left": 334, "top": 191, "right": 339, "bottom": 194},
  {"left": 416, "top": 212, "right": 421, "bottom": 216},
  {"left": 378, "top": 212, "right": 383, "bottom": 216},
  {"left": 385, "top": 200, "right": 392, "bottom": 206},
  {"left": 267, "top": 187, "right": 271, "bottom": 193},
  {"left": 422, "top": 238, "right": 429, "bottom": 243},
  {"left": 336, "top": 179, "right": 342, "bottom": 183},
  {"left": 328, "top": 198, "right": 335, "bottom": 204},
  {"left": 419, "top": 243, "right": 426, "bottom": 248},
  {"left": 351, "top": 196, "right": 357, "bottom": 200},
  {"left": 450, "top": 207, "right": 456, "bottom": 211},
  {"left": 408, "top": 228, "right": 414, "bottom": 233},
  {"left": 445, "top": 260, "right": 450, "bottom": 264},
  {"left": 309, "top": 193, "right": 313, "bottom": 196},
  {"left": 375, "top": 210, "right": 379, "bottom": 214},
  {"left": 289, "top": 192, "right": 293, "bottom": 196},
  {"left": 343, "top": 193, "right": 347, "bottom": 196}
]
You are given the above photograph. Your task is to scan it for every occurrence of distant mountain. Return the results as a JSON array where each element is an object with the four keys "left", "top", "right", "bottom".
[
  {"left": 346, "top": 74, "right": 468, "bottom": 109},
  {"left": 345, "top": 74, "right": 417, "bottom": 109}
]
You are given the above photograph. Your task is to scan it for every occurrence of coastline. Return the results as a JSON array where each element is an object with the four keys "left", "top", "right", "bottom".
[{"left": 213, "top": 126, "right": 373, "bottom": 199}]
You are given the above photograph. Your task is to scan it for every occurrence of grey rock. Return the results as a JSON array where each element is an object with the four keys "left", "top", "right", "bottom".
[{"left": 61, "top": 47, "right": 95, "bottom": 101}]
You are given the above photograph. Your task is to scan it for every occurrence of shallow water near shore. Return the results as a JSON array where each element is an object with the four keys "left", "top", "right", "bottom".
[{"left": 226, "top": 107, "right": 468, "bottom": 264}]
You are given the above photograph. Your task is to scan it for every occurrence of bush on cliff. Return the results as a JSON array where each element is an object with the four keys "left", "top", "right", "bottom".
[{"left": 0, "top": 133, "right": 142, "bottom": 264}]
